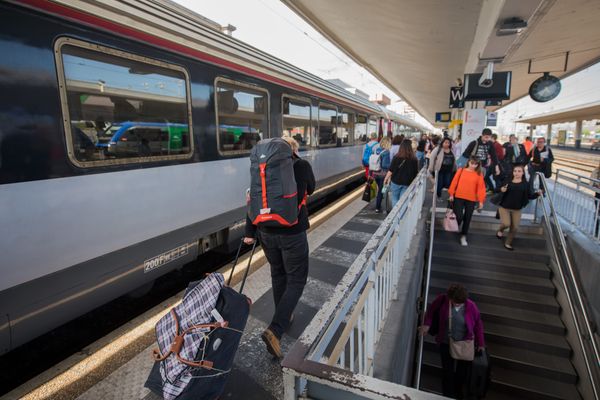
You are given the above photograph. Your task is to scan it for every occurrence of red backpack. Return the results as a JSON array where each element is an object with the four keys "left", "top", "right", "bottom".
[{"left": 248, "top": 138, "right": 302, "bottom": 227}]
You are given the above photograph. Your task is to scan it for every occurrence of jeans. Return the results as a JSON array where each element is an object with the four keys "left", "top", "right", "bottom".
[
  {"left": 440, "top": 343, "right": 470, "bottom": 398},
  {"left": 453, "top": 198, "right": 476, "bottom": 235},
  {"left": 436, "top": 170, "right": 453, "bottom": 198},
  {"left": 498, "top": 207, "right": 522, "bottom": 245},
  {"left": 257, "top": 230, "right": 309, "bottom": 339},
  {"left": 374, "top": 174, "right": 385, "bottom": 210},
  {"left": 416, "top": 151, "right": 425, "bottom": 169},
  {"left": 391, "top": 182, "right": 408, "bottom": 207}
]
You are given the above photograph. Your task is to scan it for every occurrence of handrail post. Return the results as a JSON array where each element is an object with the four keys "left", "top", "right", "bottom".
[{"left": 414, "top": 169, "right": 438, "bottom": 390}]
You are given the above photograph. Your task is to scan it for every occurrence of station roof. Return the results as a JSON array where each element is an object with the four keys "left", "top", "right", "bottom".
[
  {"left": 280, "top": 0, "right": 600, "bottom": 124},
  {"left": 517, "top": 101, "right": 600, "bottom": 125}
]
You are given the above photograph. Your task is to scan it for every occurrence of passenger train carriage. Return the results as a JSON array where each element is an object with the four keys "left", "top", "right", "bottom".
[{"left": 0, "top": 0, "right": 423, "bottom": 354}]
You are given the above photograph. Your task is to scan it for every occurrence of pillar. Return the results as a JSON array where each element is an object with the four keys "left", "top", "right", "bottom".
[
  {"left": 529, "top": 125, "right": 533, "bottom": 139},
  {"left": 575, "top": 120, "right": 582, "bottom": 149},
  {"left": 546, "top": 124, "right": 552, "bottom": 142}
]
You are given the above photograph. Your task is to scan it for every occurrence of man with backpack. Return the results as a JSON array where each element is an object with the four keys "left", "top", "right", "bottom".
[
  {"left": 362, "top": 132, "right": 380, "bottom": 178},
  {"left": 462, "top": 128, "right": 499, "bottom": 191},
  {"left": 243, "top": 136, "right": 315, "bottom": 359}
]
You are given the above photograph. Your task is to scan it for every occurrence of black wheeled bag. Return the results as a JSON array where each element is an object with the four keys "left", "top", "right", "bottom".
[
  {"left": 145, "top": 240, "right": 256, "bottom": 400},
  {"left": 468, "top": 348, "right": 491, "bottom": 398}
]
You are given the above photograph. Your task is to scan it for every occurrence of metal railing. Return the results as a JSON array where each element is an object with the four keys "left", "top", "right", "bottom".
[
  {"left": 282, "top": 168, "right": 442, "bottom": 399},
  {"left": 552, "top": 169, "right": 600, "bottom": 242},
  {"left": 414, "top": 172, "right": 438, "bottom": 389},
  {"left": 537, "top": 172, "right": 600, "bottom": 399}
]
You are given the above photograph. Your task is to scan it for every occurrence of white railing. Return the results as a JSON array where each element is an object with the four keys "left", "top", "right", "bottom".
[
  {"left": 552, "top": 169, "right": 600, "bottom": 242},
  {"left": 282, "top": 168, "right": 444, "bottom": 400},
  {"left": 537, "top": 173, "right": 600, "bottom": 399}
]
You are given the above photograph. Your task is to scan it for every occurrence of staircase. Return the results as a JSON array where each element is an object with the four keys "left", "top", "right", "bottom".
[{"left": 419, "top": 216, "right": 581, "bottom": 400}]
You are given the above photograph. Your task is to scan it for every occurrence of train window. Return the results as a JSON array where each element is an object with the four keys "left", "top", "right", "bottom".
[
  {"left": 318, "top": 104, "right": 337, "bottom": 147},
  {"left": 368, "top": 117, "right": 379, "bottom": 136},
  {"left": 55, "top": 38, "right": 193, "bottom": 167},
  {"left": 355, "top": 114, "right": 368, "bottom": 142},
  {"left": 215, "top": 78, "right": 269, "bottom": 155},
  {"left": 282, "top": 96, "right": 312, "bottom": 149},
  {"left": 339, "top": 110, "right": 354, "bottom": 146}
]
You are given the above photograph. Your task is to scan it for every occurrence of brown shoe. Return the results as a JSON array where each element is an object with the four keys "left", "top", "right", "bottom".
[{"left": 261, "top": 329, "right": 282, "bottom": 359}]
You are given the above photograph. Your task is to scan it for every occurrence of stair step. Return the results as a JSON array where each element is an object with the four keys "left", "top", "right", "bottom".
[
  {"left": 490, "top": 365, "right": 580, "bottom": 400},
  {"left": 484, "top": 321, "right": 571, "bottom": 358},
  {"left": 421, "top": 350, "right": 579, "bottom": 399},
  {"left": 426, "top": 293, "right": 565, "bottom": 335},
  {"left": 434, "top": 229, "right": 547, "bottom": 249},
  {"left": 431, "top": 263, "right": 555, "bottom": 295},
  {"left": 429, "top": 278, "right": 560, "bottom": 314},
  {"left": 432, "top": 240, "right": 550, "bottom": 264},
  {"left": 422, "top": 335, "right": 576, "bottom": 384},
  {"left": 432, "top": 251, "right": 550, "bottom": 279},
  {"left": 435, "top": 216, "right": 545, "bottom": 235}
]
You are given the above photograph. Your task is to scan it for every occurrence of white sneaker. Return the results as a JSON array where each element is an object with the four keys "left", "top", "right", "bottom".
[{"left": 460, "top": 235, "right": 468, "bottom": 246}]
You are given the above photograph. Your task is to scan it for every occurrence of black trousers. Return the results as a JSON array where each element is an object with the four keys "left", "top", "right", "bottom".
[
  {"left": 453, "top": 198, "right": 476, "bottom": 235},
  {"left": 257, "top": 230, "right": 309, "bottom": 339},
  {"left": 440, "top": 343, "right": 470, "bottom": 399}
]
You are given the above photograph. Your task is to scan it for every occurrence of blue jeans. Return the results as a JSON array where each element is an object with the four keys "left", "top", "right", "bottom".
[
  {"left": 374, "top": 174, "right": 385, "bottom": 210},
  {"left": 391, "top": 182, "right": 408, "bottom": 207},
  {"left": 436, "top": 170, "right": 454, "bottom": 198},
  {"left": 416, "top": 151, "right": 425, "bottom": 169}
]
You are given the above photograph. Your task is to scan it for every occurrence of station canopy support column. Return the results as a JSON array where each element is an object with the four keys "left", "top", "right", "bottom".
[
  {"left": 575, "top": 120, "right": 583, "bottom": 149},
  {"left": 547, "top": 123, "right": 552, "bottom": 141}
]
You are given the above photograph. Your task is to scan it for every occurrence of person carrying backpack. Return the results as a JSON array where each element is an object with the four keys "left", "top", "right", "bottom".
[
  {"left": 362, "top": 132, "right": 380, "bottom": 178},
  {"left": 428, "top": 137, "right": 456, "bottom": 198},
  {"left": 530, "top": 137, "right": 554, "bottom": 179},
  {"left": 370, "top": 136, "right": 392, "bottom": 213},
  {"left": 461, "top": 128, "right": 499, "bottom": 190},
  {"left": 384, "top": 139, "right": 419, "bottom": 207},
  {"left": 243, "top": 136, "right": 315, "bottom": 359}
]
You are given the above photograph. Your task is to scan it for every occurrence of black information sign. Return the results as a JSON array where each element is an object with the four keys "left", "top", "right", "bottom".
[{"left": 449, "top": 86, "right": 464, "bottom": 109}]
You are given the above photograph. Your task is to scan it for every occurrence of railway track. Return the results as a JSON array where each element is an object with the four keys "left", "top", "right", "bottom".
[{"left": 554, "top": 156, "right": 596, "bottom": 174}]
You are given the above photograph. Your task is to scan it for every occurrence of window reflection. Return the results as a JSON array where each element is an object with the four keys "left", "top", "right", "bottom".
[
  {"left": 216, "top": 81, "right": 268, "bottom": 153},
  {"left": 339, "top": 110, "right": 354, "bottom": 145},
  {"left": 283, "top": 97, "right": 312, "bottom": 148},
  {"left": 59, "top": 43, "right": 191, "bottom": 164},
  {"left": 318, "top": 104, "right": 337, "bottom": 147},
  {"left": 355, "top": 114, "right": 368, "bottom": 142}
]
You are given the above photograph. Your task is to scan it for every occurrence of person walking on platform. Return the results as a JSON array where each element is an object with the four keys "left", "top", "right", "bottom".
[
  {"left": 504, "top": 134, "right": 528, "bottom": 167},
  {"left": 495, "top": 164, "right": 541, "bottom": 250},
  {"left": 461, "top": 128, "right": 499, "bottom": 191},
  {"left": 590, "top": 161, "right": 600, "bottom": 236},
  {"left": 523, "top": 136, "right": 534, "bottom": 157},
  {"left": 530, "top": 137, "right": 554, "bottom": 179},
  {"left": 243, "top": 136, "right": 315, "bottom": 359},
  {"left": 371, "top": 136, "right": 392, "bottom": 213},
  {"left": 419, "top": 284, "right": 485, "bottom": 399},
  {"left": 362, "top": 132, "right": 380, "bottom": 178},
  {"left": 389, "top": 134, "right": 404, "bottom": 159},
  {"left": 428, "top": 137, "right": 456, "bottom": 198},
  {"left": 416, "top": 133, "right": 429, "bottom": 168},
  {"left": 384, "top": 139, "right": 419, "bottom": 207},
  {"left": 448, "top": 157, "right": 486, "bottom": 246}
]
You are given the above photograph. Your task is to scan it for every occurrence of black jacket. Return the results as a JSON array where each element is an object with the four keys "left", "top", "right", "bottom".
[
  {"left": 389, "top": 157, "right": 419, "bottom": 186},
  {"left": 504, "top": 143, "right": 528, "bottom": 165},
  {"left": 462, "top": 138, "right": 498, "bottom": 166},
  {"left": 245, "top": 156, "right": 315, "bottom": 237}
]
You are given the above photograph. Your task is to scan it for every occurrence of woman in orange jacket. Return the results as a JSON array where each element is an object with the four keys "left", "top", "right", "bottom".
[{"left": 448, "top": 157, "right": 486, "bottom": 246}]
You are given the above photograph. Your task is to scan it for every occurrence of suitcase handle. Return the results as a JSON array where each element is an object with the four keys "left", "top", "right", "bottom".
[{"left": 226, "top": 237, "right": 257, "bottom": 295}]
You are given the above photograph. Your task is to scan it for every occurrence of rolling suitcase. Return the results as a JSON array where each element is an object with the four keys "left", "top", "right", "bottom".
[
  {"left": 145, "top": 239, "right": 257, "bottom": 400},
  {"left": 468, "top": 348, "right": 491, "bottom": 398}
]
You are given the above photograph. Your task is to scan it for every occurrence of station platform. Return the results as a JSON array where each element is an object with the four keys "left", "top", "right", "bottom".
[{"left": 72, "top": 191, "right": 387, "bottom": 400}]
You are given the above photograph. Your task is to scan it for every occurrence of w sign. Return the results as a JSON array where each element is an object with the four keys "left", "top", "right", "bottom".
[{"left": 449, "top": 86, "right": 464, "bottom": 109}]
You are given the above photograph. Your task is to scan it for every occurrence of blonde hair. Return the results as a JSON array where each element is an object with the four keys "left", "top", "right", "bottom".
[
  {"left": 379, "top": 136, "right": 391, "bottom": 150},
  {"left": 281, "top": 135, "right": 299, "bottom": 154}
]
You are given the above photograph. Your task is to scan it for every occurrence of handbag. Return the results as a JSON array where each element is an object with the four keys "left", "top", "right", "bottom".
[
  {"left": 362, "top": 178, "right": 373, "bottom": 202},
  {"left": 489, "top": 192, "right": 504, "bottom": 206},
  {"left": 443, "top": 209, "right": 459, "bottom": 232},
  {"left": 456, "top": 155, "right": 468, "bottom": 168},
  {"left": 448, "top": 305, "right": 475, "bottom": 361}
]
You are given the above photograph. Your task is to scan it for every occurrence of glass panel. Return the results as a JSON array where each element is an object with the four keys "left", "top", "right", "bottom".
[
  {"left": 355, "top": 114, "right": 367, "bottom": 142},
  {"left": 61, "top": 45, "right": 190, "bottom": 163},
  {"left": 283, "top": 97, "right": 312, "bottom": 148},
  {"left": 216, "top": 81, "right": 268, "bottom": 153},
  {"left": 369, "top": 117, "right": 378, "bottom": 137},
  {"left": 339, "top": 111, "right": 354, "bottom": 145},
  {"left": 318, "top": 105, "right": 337, "bottom": 146}
]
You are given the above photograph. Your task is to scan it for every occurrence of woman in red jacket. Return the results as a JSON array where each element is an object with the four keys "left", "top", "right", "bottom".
[
  {"left": 448, "top": 157, "right": 486, "bottom": 246},
  {"left": 419, "top": 284, "right": 485, "bottom": 398}
]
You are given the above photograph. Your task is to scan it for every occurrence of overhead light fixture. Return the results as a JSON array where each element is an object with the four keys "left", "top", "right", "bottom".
[{"left": 497, "top": 17, "right": 527, "bottom": 36}]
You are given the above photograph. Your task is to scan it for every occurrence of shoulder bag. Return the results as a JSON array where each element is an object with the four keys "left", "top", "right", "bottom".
[{"left": 448, "top": 305, "right": 474, "bottom": 361}]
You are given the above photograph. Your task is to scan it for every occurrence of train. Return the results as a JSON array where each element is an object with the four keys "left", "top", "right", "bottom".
[{"left": 0, "top": 0, "right": 426, "bottom": 355}]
